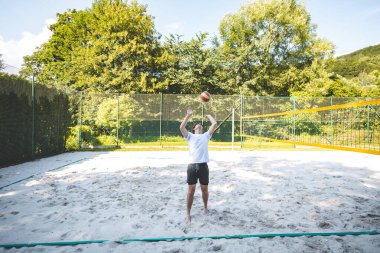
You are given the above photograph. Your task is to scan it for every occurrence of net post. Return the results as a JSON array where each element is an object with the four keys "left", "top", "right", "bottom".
[{"left": 31, "top": 73, "right": 35, "bottom": 159}]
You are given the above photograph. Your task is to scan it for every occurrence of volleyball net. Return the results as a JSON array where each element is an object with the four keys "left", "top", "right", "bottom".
[{"left": 241, "top": 97, "right": 380, "bottom": 155}]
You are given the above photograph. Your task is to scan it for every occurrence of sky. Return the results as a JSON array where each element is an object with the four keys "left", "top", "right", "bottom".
[{"left": 1, "top": 0, "right": 380, "bottom": 74}]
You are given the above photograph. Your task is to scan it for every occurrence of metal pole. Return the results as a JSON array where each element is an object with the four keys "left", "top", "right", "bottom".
[
  {"left": 292, "top": 96, "right": 295, "bottom": 141},
  {"left": 201, "top": 103, "right": 204, "bottom": 125},
  {"left": 78, "top": 91, "right": 82, "bottom": 149},
  {"left": 160, "top": 93, "right": 163, "bottom": 148},
  {"left": 240, "top": 94, "right": 243, "bottom": 149},
  {"left": 330, "top": 97, "right": 333, "bottom": 145},
  {"left": 117, "top": 93, "right": 119, "bottom": 148},
  {"left": 31, "top": 73, "right": 35, "bottom": 159},
  {"left": 367, "top": 105, "right": 370, "bottom": 147},
  {"left": 232, "top": 108, "right": 235, "bottom": 151}
]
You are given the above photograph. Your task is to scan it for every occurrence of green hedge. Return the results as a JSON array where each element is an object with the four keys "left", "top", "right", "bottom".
[{"left": 0, "top": 74, "right": 71, "bottom": 167}]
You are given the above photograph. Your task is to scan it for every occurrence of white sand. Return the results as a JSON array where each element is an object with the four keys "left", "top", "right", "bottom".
[{"left": 0, "top": 151, "right": 379, "bottom": 253}]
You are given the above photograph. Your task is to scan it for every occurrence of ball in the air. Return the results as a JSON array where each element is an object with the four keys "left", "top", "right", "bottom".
[{"left": 200, "top": 91, "right": 211, "bottom": 103}]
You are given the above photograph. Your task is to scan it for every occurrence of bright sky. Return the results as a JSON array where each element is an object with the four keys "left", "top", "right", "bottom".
[{"left": 1, "top": 0, "right": 380, "bottom": 74}]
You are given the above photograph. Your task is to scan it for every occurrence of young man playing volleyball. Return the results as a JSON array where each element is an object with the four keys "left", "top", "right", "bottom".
[{"left": 179, "top": 107, "right": 217, "bottom": 224}]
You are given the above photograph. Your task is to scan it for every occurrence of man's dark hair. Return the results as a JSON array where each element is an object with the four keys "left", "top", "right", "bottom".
[{"left": 192, "top": 123, "right": 203, "bottom": 133}]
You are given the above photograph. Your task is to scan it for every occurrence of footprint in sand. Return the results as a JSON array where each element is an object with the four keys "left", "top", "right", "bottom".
[
  {"left": 66, "top": 185, "right": 76, "bottom": 190},
  {"left": 46, "top": 213, "right": 53, "bottom": 219},
  {"left": 211, "top": 245, "right": 222, "bottom": 251},
  {"left": 318, "top": 221, "right": 332, "bottom": 229},
  {"left": 181, "top": 226, "right": 189, "bottom": 234},
  {"left": 133, "top": 223, "right": 143, "bottom": 229},
  {"left": 167, "top": 248, "right": 185, "bottom": 253},
  {"left": 60, "top": 232, "right": 69, "bottom": 240}
]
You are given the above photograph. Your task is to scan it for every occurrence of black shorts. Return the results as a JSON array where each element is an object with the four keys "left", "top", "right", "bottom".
[{"left": 187, "top": 163, "right": 209, "bottom": 185}]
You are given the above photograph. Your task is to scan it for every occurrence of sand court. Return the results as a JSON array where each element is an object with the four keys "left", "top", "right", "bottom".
[{"left": 0, "top": 151, "right": 379, "bottom": 252}]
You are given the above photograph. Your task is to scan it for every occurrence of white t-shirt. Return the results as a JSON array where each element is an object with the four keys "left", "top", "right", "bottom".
[{"left": 185, "top": 130, "right": 212, "bottom": 163}]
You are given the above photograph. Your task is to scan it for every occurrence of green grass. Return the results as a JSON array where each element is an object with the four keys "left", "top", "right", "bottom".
[
  {"left": 78, "top": 139, "right": 324, "bottom": 152},
  {"left": 78, "top": 134, "right": 376, "bottom": 152}
]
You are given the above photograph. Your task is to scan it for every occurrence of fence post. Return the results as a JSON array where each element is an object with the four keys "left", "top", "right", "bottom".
[
  {"left": 232, "top": 108, "right": 235, "bottom": 151},
  {"left": 31, "top": 73, "right": 35, "bottom": 159},
  {"left": 160, "top": 93, "right": 163, "bottom": 148},
  {"left": 201, "top": 102, "right": 204, "bottom": 125},
  {"left": 367, "top": 104, "right": 370, "bottom": 145},
  {"left": 117, "top": 93, "right": 119, "bottom": 147},
  {"left": 330, "top": 97, "right": 334, "bottom": 145},
  {"left": 292, "top": 96, "right": 296, "bottom": 142},
  {"left": 78, "top": 91, "right": 82, "bottom": 149},
  {"left": 240, "top": 94, "right": 243, "bottom": 149}
]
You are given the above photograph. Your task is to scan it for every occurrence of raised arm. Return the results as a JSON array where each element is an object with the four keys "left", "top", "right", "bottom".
[
  {"left": 205, "top": 114, "right": 217, "bottom": 135},
  {"left": 179, "top": 108, "right": 194, "bottom": 138}
]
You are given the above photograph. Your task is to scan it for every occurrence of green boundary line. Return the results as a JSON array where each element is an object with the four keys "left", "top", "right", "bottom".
[
  {"left": 0, "top": 158, "right": 87, "bottom": 191},
  {"left": 0, "top": 240, "right": 108, "bottom": 248},
  {"left": 0, "top": 231, "right": 379, "bottom": 248},
  {"left": 119, "top": 230, "right": 380, "bottom": 242}
]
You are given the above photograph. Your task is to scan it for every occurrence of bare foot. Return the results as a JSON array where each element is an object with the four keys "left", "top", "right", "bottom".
[
  {"left": 186, "top": 215, "right": 191, "bottom": 225},
  {"left": 204, "top": 208, "right": 208, "bottom": 215}
]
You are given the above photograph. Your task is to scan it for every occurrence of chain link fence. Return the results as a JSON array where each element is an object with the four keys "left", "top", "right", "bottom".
[
  {"left": 1, "top": 75, "right": 379, "bottom": 167},
  {"left": 76, "top": 92, "right": 242, "bottom": 148},
  {"left": 242, "top": 97, "right": 380, "bottom": 153}
]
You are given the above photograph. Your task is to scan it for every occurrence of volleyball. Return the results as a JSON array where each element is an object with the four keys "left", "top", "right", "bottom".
[{"left": 200, "top": 91, "right": 211, "bottom": 103}]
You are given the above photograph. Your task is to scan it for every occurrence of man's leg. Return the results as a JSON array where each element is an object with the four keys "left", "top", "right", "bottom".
[
  {"left": 187, "top": 184, "right": 196, "bottom": 223},
  {"left": 200, "top": 184, "right": 208, "bottom": 215}
]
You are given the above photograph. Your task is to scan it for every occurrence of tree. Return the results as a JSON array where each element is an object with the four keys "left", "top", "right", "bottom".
[
  {"left": 218, "top": 0, "right": 333, "bottom": 96},
  {"left": 21, "top": 0, "right": 166, "bottom": 93},
  {"left": 162, "top": 33, "right": 223, "bottom": 94},
  {"left": 0, "top": 54, "right": 4, "bottom": 70},
  {"left": 327, "top": 44, "right": 380, "bottom": 78}
]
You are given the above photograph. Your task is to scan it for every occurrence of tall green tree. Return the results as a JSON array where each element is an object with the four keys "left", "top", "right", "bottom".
[
  {"left": 218, "top": 0, "right": 333, "bottom": 96},
  {"left": 21, "top": 0, "right": 166, "bottom": 93},
  {"left": 162, "top": 33, "right": 222, "bottom": 94}
]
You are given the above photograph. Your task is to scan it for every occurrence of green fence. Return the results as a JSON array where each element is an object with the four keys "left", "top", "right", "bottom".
[
  {"left": 76, "top": 92, "right": 242, "bottom": 148},
  {"left": 1, "top": 75, "right": 379, "bottom": 167},
  {"left": 242, "top": 97, "right": 380, "bottom": 154}
]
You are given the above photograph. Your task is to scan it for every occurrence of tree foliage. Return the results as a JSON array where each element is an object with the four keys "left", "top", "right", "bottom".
[
  {"left": 18, "top": 0, "right": 378, "bottom": 98},
  {"left": 218, "top": 0, "right": 333, "bottom": 96},
  {"left": 327, "top": 44, "right": 380, "bottom": 78},
  {"left": 0, "top": 54, "right": 5, "bottom": 71},
  {"left": 21, "top": 0, "right": 165, "bottom": 93},
  {"left": 162, "top": 33, "right": 223, "bottom": 94}
]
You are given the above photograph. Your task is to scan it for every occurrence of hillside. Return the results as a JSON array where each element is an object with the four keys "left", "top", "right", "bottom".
[{"left": 328, "top": 44, "right": 380, "bottom": 78}]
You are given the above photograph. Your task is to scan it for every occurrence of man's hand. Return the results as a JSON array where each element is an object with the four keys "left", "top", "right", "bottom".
[
  {"left": 187, "top": 108, "right": 194, "bottom": 116},
  {"left": 205, "top": 114, "right": 215, "bottom": 122},
  {"left": 180, "top": 107, "right": 194, "bottom": 138},
  {"left": 205, "top": 114, "right": 217, "bottom": 135}
]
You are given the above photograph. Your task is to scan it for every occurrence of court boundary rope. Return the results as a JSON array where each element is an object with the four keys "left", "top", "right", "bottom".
[
  {"left": 0, "top": 158, "right": 87, "bottom": 190},
  {"left": 0, "top": 230, "right": 379, "bottom": 248}
]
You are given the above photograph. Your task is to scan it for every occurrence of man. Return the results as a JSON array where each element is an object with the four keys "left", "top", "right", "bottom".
[{"left": 179, "top": 107, "right": 217, "bottom": 224}]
